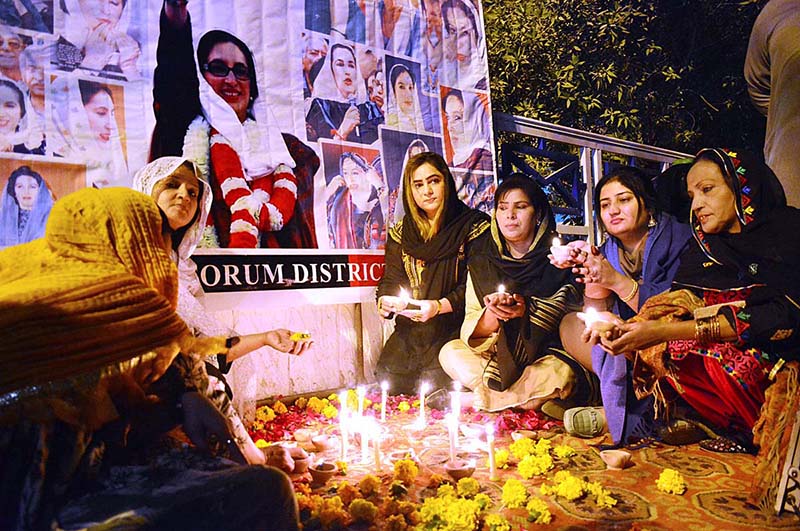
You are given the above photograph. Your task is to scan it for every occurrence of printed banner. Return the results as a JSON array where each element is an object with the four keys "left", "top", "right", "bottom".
[{"left": 0, "top": 0, "right": 496, "bottom": 306}]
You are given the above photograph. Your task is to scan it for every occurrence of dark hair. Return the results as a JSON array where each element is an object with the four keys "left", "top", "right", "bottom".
[
  {"left": 402, "top": 151, "right": 453, "bottom": 238},
  {"left": 0, "top": 79, "right": 26, "bottom": 121},
  {"left": 197, "top": 30, "right": 259, "bottom": 104},
  {"left": 593, "top": 166, "right": 656, "bottom": 229},
  {"left": 495, "top": 173, "right": 552, "bottom": 227},
  {"left": 442, "top": 0, "right": 478, "bottom": 36},
  {"left": 329, "top": 43, "right": 356, "bottom": 73},
  {"left": 442, "top": 88, "right": 463, "bottom": 112},
  {"left": 78, "top": 79, "right": 113, "bottom": 106},
  {"left": 390, "top": 63, "right": 415, "bottom": 91},
  {"left": 693, "top": 149, "right": 736, "bottom": 191},
  {"left": 7, "top": 165, "right": 44, "bottom": 201}
]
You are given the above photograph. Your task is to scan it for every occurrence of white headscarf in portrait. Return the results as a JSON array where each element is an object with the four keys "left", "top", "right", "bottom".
[
  {"left": 310, "top": 41, "right": 369, "bottom": 104},
  {"left": 60, "top": 0, "right": 132, "bottom": 53},
  {"left": 385, "top": 63, "right": 425, "bottom": 133},
  {"left": 0, "top": 80, "right": 43, "bottom": 152},
  {"left": 132, "top": 156, "right": 228, "bottom": 337},
  {"left": 441, "top": 0, "right": 486, "bottom": 90},
  {"left": 451, "top": 90, "right": 490, "bottom": 167},
  {"left": 194, "top": 30, "right": 294, "bottom": 180},
  {"left": 392, "top": 138, "right": 430, "bottom": 226},
  {"left": 49, "top": 76, "right": 128, "bottom": 187}
]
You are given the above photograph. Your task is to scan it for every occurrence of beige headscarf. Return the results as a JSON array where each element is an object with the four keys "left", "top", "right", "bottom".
[{"left": 0, "top": 187, "right": 223, "bottom": 408}]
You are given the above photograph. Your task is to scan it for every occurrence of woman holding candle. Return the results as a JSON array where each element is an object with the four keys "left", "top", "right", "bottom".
[
  {"left": 376, "top": 151, "right": 489, "bottom": 395},
  {"left": 554, "top": 166, "right": 692, "bottom": 441},
  {"left": 439, "top": 174, "right": 598, "bottom": 411},
  {"left": 600, "top": 149, "right": 800, "bottom": 466}
]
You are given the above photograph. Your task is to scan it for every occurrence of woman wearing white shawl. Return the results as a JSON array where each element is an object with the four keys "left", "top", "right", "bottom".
[
  {"left": 385, "top": 63, "right": 426, "bottom": 132},
  {"left": 443, "top": 88, "right": 493, "bottom": 171},
  {"left": 151, "top": 1, "right": 314, "bottom": 248},
  {"left": 306, "top": 42, "right": 384, "bottom": 144},
  {"left": 56, "top": 0, "right": 141, "bottom": 80},
  {"left": 382, "top": 0, "right": 422, "bottom": 58},
  {"left": 440, "top": 0, "right": 487, "bottom": 90},
  {"left": 133, "top": 156, "right": 313, "bottom": 465},
  {"left": 49, "top": 76, "right": 128, "bottom": 187},
  {"left": 0, "top": 78, "right": 44, "bottom": 154},
  {"left": 0, "top": 165, "right": 53, "bottom": 248}
]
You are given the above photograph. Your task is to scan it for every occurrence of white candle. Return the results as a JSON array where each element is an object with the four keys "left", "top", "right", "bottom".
[
  {"left": 372, "top": 422, "right": 382, "bottom": 473},
  {"left": 550, "top": 236, "right": 572, "bottom": 261},
  {"left": 486, "top": 423, "right": 497, "bottom": 481},
  {"left": 380, "top": 380, "right": 389, "bottom": 422},
  {"left": 497, "top": 284, "right": 506, "bottom": 294},
  {"left": 580, "top": 307, "right": 615, "bottom": 333},
  {"left": 418, "top": 381, "right": 430, "bottom": 426},
  {"left": 357, "top": 386, "right": 366, "bottom": 418},
  {"left": 447, "top": 413, "right": 458, "bottom": 464},
  {"left": 552, "top": 236, "right": 562, "bottom": 247},
  {"left": 361, "top": 420, "right": 370, "bottom": 464},
  {"left": 450, "top": 381, "right": 462, "bottom": 420},
  {"left": 399, "top": 287, "right": 409, "bottom": 302},
  {"left": 339, "top": 391, "right": 349, "bottom": 461}
]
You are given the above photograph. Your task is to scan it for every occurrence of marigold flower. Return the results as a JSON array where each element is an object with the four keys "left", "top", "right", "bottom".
[
  {"left": 457, "top": 477, "right": 480, "bottom": 498},
  {"left": 501, "top": 478, "right": 529, "bottom": 508},
  {"left": 294, "top": 397, "right": 308, "bottom": 409},
  {"left": 359, "top": 474, "right": 381, "bottom": 497},
  {"left": 393, "top": 459, "right": 419, "bottom": 486},
  {"left": 494, "top": 448, "right": 510, "bottom": 469},
  {"left": 474, "top": 493, "right": 492, "bottom": 511},
  {"left": 272, "top": 400, "right": 288, "bottom": 415},
  {"left": 437, "top": 483, "right": 456, "bottom": 498},
  {"left": 518, "top": 453, "right": 554, "bottom": 479},
  {"left": 525, "top": 497, "right": 552, "bottom": 524},
  {"left": 349, "top": 498, "right": 378, "bottom": 523},
  {"left": 656, "top": 468, "right": 687, "bottom": 495},
  {"left": 337, "top": 481, "right": 361, "bottom": 506},
  {"left": 335, "top": 460, "right": 347, "bottom": 474},
  {"left": 485, "top": 513, "right": 511, "bottom": 531},
  {"left": 384, "top": 514, "right": 409, "bottom": 531},
  {"left": 254, "top": 438, "right": 269, "bottom": 449},
  {"left": 255, "top": 405, "right": 275, "bottom": 423},
  {"left": 307, "top": 396, "right": 327, "bottom": 414},
  {"left": 322, "top": 404, "right": 339, "bottom": 419},
  {"left": 428, "top": 473, "right": 447, "bottom": 489},
  {"left": 509, "top": 437, "right": 536, "bottom": 460},
  {"left": 398, "top": 401, "right": 411, "bottom": 412},
  {"left": 317, "top": 496, "right": 351, "bottom": 529},
  {"left": 553, "top": 444, "right": 576, "bottom": 459}
]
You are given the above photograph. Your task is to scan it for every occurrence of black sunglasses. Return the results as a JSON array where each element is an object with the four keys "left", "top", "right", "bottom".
[{"left": 203, "top": 60, "right": 250, "bottom": 81}]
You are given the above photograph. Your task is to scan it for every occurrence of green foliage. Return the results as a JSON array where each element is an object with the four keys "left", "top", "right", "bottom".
[{"left": 484, "top": 0, "right": 767, "bottom": 153}]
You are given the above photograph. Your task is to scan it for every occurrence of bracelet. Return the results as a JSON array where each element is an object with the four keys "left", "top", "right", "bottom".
[
  {"left": 620, "top": 278, "right": 639, "bottom": 303},
  {"left": 433, "top": 299, "right": 442, "bottom": 316},
  {"left": 694, "top": 315, "right": 721, "bottom": 345},
  {"left": 768, "top": 358, "right": 786, "bottom": 381}
]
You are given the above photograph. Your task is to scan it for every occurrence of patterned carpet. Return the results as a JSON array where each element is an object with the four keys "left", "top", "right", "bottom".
[{"left": 289, "top": 408, "right": 800, "bottom": 530}]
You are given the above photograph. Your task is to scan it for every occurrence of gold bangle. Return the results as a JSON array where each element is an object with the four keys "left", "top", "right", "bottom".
[
  {"left": 768, "top": 358, "right": 786, "bottom": 381},
  {"left": 434, "top": 299, "right": 442, "bottom": 316},
  {"left": 620, "top": 278, "right": 639, "bottom": 303},
  {"left": 695, "top": 315, "right": 721, "bottom": 345}
]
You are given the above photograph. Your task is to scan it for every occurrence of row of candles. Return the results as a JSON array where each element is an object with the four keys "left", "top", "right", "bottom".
[{"left": 338, "top": 380, "right": 498, "bottom": 480}]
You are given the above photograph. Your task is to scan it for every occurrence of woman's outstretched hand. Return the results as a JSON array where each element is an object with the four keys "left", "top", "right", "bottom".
[
  {"left": 483, "top": 291, "right": 525, "bottom": 321},
  {"left": 265, "top": 329, "right": 313, "bottom": 356},
  {"left": 599, "top": 320, "right": 663, "bottom": 355}
]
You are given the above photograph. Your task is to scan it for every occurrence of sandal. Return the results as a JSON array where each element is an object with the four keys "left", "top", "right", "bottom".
[
  {"left": 699, "top": 436, "right": 750, "bottom": 454},
  {"left": 564, "top": 406, "right": 607, "bottom": 438}
]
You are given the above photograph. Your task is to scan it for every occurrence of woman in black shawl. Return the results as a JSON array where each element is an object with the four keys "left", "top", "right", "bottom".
[
  {"left": 601, "top": 148, "right": 800, "bottom": 452},
  {"left": 376, "top": 152, "right": 489, "bottom": 394},
  {"left": 439, "top": 174, "right": 596, "bottom": 411}
]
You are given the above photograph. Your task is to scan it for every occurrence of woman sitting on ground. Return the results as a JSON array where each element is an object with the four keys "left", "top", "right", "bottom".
[
  {"left": 134, "top": 157, "right": 313, "bottom": 464},
  {"left": 0, "top": 187, "right": 298, "bottom": 531},
  {"left": 555, "top": 166, "right": 692, "bottom": 441},
  {"left": 376, "top": 151, "right": 489, "bottom": 394},
  {"left": 596, "top": 148, "right": 800, "bottom": 457},
  {"left": 439, "top": 174, "right": 597, "bottom": 411}
]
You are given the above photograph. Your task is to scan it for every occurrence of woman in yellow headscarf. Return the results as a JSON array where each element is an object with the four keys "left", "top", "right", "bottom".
[{"left": 0, "top": 187, "right": 298, "bottom": 531}]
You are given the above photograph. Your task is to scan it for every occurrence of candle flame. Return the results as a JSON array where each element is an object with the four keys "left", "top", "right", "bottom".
[
  {"left": 497, "top": 284, "right": 506, "bottom": 294},
  {"left": 485, "top": 423, "right": 495, "bottom": 437},
  {"left": 399, "top": 288, "right": 409, "bottom": 301},
  {"left": 381, "top": 380, "right": 389, "bottom": 391},
  {"left": 552, "top": 236, "right": 562, "bottom": 247}
]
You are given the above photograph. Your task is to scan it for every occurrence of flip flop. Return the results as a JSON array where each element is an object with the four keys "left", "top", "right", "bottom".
[
  {"left": 658, "top": 420, "right": 709, "bottom": 446},
  {"left": 699, "top": 436, "right": 750, "bottom": 454}
]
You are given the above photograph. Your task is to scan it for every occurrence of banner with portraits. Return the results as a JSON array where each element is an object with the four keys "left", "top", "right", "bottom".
[{"left": 0, "top": 0, "right": 496, "bottom": 307}]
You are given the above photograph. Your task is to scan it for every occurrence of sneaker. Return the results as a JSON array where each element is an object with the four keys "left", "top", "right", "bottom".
[{"left": 564, "top": 406, "right": 607, "bottom": 438}]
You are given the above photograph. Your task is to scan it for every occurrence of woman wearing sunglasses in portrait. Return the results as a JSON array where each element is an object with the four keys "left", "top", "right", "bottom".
[{"left": 150, "top": 0, "right": 316, "bottom": 249}]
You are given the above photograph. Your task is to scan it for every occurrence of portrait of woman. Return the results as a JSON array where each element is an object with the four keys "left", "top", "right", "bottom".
[
  {"left": 385, "top": 63, "right": 426, "bottom": 132},
  {"left": 55, "top": 0, "right": 141, "bottom": 80},
  {"left": 306, "top": 42, "right": 384, "bottom": 145},
  {"left": 440, "top": 0, "right": 486, "bottom": 90},
  {"left": 151, "top": 1, "right": 318, "bottom": 249},
  {"left": 390, "top": 137, "right": 430, "bottom": 225},
  {"left": 0, "top": 165, "right": 54, "bottom": 248},
  {"left": 50, "top": 77, "right": 128, "bottom": 187},
  {"left": 381, "top": 0, "right": 421, "bottom": 58},
  {"left": 442, "top": 88, "right": 493, "bottom": 171},
  {"left": 420, "top": 0, "right": 443, "bottom": 93},
  {"left": 326, "top": 151, "right": 387, "bottom": 249},
  {"left": 0, "top": 78, "right": 44, "bottom": 155}
]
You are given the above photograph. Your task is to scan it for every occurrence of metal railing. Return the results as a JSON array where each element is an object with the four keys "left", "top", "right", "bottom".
[{"left": 492, "top": 112, "right": 691, "bottom": 245}]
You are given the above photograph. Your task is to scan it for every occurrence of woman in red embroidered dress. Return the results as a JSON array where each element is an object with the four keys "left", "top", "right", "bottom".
[
  {"left": 598, "top": 148, "right": 800, "bottom": 452},
  {"left": 149, "top": 0, "right": 316, "bottom": 248}
]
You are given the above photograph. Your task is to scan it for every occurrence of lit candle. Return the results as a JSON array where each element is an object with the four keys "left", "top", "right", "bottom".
[
  {"left": 447, "top": 413, "right": 458, "bottom": 464},
  {"left": 486, "top": 423, "right": 497, "bottom": 481},
  {"left": 339, "top": 391, "right": 349, "bottom": 461},
  {"left": 550, "top": 236, "right": 572, "bottom": 261},
  {"left": 497, "top": 284, "right": 506, "bottom": 294},
  {"left": 380, "top": 380, "right": 389, "bottom": 422},
  {"left": 399, "top": 287, "right": 409, "bottom": 303},
  {"left": 580, "top": 307, "right": 616, "bottom": 333},
  {"left": 357, "top": 386, "right": 366, "bottom": 418},
  {"left": 450, "top": 381, "right": 462, "bottom": 420},
  {"left": 418, "top": 381, "right": 430, "bottom": 427}
]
